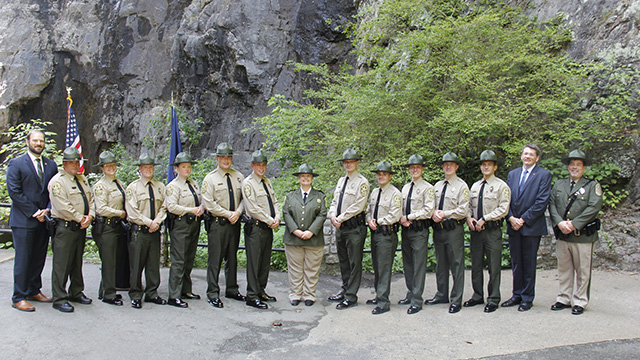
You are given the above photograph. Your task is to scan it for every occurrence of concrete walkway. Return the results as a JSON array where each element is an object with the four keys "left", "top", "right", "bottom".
[{"left": 0, "top": 249, "right": 638, "bottom": 359}]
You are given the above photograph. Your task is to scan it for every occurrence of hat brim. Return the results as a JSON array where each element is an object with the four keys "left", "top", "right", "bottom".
[
  {"left": 561, "top": 157, "right": 591, "bottom": 166},
  {"left": 292, "top": 172, "right": 319, "bottom": 177},
  {"left": 95, "top": 161, "right": 119, "bottom": 167},
  {"left": 403, "top": 163, "right": 425, "bottom": 167},
  {"left": 371, "top": 170, "right": 395, "bottom": 175},
  {"left": 439, "top": 160, "right": 460, "bottom": 165},
  {"left": 170, "top": 160, "right": 198, "bottom": 166},
  {"left": 136, "top": 162, "right": 161, "bottom": 166}
]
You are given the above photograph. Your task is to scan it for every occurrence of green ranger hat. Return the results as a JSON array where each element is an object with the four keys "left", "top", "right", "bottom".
[
  {"left": 479, "top": 150, "right": 498, "bottom": 163},
  {"left": 371, "top": 160, "right": 395, "bottom": 174},
  {"left": 62, "top": 147, "right": 85, "bottom": 162},
  {"left": 170, "top": 152, "right": 197, "bottom": 166},
  {"left": 561, "top": 149, "right": 591, "bottom": 166},
  {"left": 292, "top": 163, "right": 319, "bottom": 177},
  {"left": 440, "top": 152, "right": 461, "bottom": 165},
  {"left": 96, "top": 150, "right": 118, "bottom": 166},
  {"left": 135, "top": 153, "right": 160, "bottom": 166},
  {"left": 251, "top": 149, "right": 268, "bottom": 163},
  {"left": 404, "top": 154, "right": 425, "bottom": 167},
  {"left": 337, "top": 148, "right": 361, "bottom": 161},
  {"left": 216, "top": 142, "right": 233, "bottom": 156}
]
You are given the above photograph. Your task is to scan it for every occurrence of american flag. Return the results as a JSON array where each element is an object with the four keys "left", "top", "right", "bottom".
[{"left": 66, "top": 92, "right": 85, "bottom": 173}]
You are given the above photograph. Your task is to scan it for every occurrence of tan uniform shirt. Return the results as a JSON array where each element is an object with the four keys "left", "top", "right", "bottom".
[
  {"left": 241, "top": 172, "right": 280, "bottom": 225},
  {"left": 433, "top": 175, "right": 469, "bottom": 220},
  {"left": 328, "top": 171, "right": 370, "bottom": 222},
  {"left": 93, "top": 175, "right": 126, "bottom": 218},
  {"left": 366, "top": 183, "right": 402, "bottom": 225},
  {"left": 166, "top": 176, "right": 202, "bottom": 216},
  {"left": 49, "top": 171, "right": 95, "bottom": 222},
  {"left": 402, "top": 178, "right": 436, "bottom": 221},
  {"left": 469, "top": 175, "right": 510, "bottom": 221},
  {"left": 125, "top": 178, "right": 167, "bottom": 226},
  {"left": 202, "top": 167, "right": 245, "bottom": 217}
]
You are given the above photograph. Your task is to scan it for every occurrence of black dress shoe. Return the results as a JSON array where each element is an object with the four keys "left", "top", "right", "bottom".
[
  {"left": 372, "top": 306, "right": 389, "bottom": 315},
  {"left": 102, "top": 297, "right": 123, "bottom": 306},
  {"left": 225, "top": 292, "right": 246, "bottom": 301},
  {"left": 501, "top": 297, "right": 522, "bottom": 307},
  {"left": 327, "top": 293, "right": 344, "bottom": 302},
  {"left": 208, "top": 297, "right": 224, "bottom": 308},
  {"left": 290, "top": 299, "right": 300, "bottom": 306},
  {"left": 98, "top": 293, "right": 122, "bottom": 301},
  {"left": 449, "top": 304, "right": 461, "bottom": 313},
  {"left": 259, "top": 293, "right": 277, "bottom": 302},
  {"left": 398, "top": 298, "right": 411, "bottom": 305},
  {"left": 572, "top": 305, "right": 584, "bottom": 315},
  {"left": 131, "top": 299, "right": 142, "bottom": 309},
  {"left": 53, "top": 302, "right": 74, "bottom": 313},
  {"left": 407, "top": 306, "right": 421, "bottom": 314},
  {"left": 304, "top": 300, "right": 315, "bottom": 307},
  {"left": 425, "top": 297, "right": 448, "bottom": 305},
  {"left": 518, "top": 302, "right": 532, "bottom": 311},
  {"left": 70, "top": 294, "right": 92, "bottom": 305},
  {"left": 336, "top": 299, "right": 357, "bottom": 310},
  {"left": 168, "top": 298, "right": 189, "bottom": 308},
  {"left": 246, "top": 299, "right": 268, "bottom": 309},
  {"left": 551, "top": 302, "right": 571, "bottom": 311},
  {"left": 366, "top": 298, "right": 378, "bottom": 305},
  {"left": 144, "top": 296, "right": 167, "bottom": 305},
  {"left": 181, "top": 293, "right": 201, "bottom": 300},
  {"left": 463, "top": 298, "right": 484, "bottom": 307},
  {"left": 484, "top": 303, "right": 498, "bottom": 313}
]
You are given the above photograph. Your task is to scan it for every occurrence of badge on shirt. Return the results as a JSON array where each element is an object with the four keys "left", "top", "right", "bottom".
[{"left": 244, "top": 185, "right": 252, "bottom": 197}]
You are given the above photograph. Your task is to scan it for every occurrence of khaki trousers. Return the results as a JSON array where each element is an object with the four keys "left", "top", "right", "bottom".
[
  {"left": 284, "top": 244, "right": 324, "bottom": 301},
  {"left": 556, "top": 240, "right": 595, "bottom": 308}
]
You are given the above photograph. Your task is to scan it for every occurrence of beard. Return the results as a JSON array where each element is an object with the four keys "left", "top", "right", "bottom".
[{"left": 28, "top": 142, "right": 44, "bottom": 155}]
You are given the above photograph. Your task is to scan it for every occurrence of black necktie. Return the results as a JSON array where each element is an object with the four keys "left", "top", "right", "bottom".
[
  {"left": 36, "top": 158, "right": 44, "bottom": 185},
  {"left": 303, "top": 192, "right": 308, "bottom": 204},
  {"left": 187, "top": 180, "right": 200, "bottom": 207},
  {"left": 477, "top": 180, "right": 486, "bottom": 219},
  {"left": 438, "top": 181, "right": 448, "bottom": 210},
  {"left": 74, "top": 177, "right": 89, "bottom": 216},
  {"left": 147, "top": 182, "right": 156, "bottom": 219},
  {"left": 570, "top": 180, "right": 576, "bottom": 193},
  {"left": 373, "top": 188, "right": 382, "bottom": 220},
  {"left": 336, "top": 177, "right": 349, "bottom": 215},
  {"left": 114, "top": 179, "right": 126, "bottom": 214},
  {"left": 226, "top": 173, "right": 235, "bottom": 211},
  {"left": 405, "top": 182, "right": 414, "bottom": 215},
  {"left": 261, "top": 179, "right": 276, "bottom": 218}
]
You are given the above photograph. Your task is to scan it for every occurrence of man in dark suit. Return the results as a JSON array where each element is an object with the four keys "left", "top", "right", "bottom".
[
  {"left": 502, "top": 144, "right": 551, "bottom": 311},
  {"left": 7, "top": 129, "right": 58, "bottom": 311}
]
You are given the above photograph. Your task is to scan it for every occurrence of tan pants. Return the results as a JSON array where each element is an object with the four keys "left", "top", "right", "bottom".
[
  {"left": 556, "top": 240, "right": 595, "bottom": 308},
  {"left": 285, "top": 244, "right": 324, "bottom": 301}
]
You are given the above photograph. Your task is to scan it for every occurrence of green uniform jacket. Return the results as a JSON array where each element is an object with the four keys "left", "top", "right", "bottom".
[
  {"left": 282, "top": 188, "right": 327, "bottom": 247},
  {"left": 549, "top": 177, "right": 603, "bottom": 243}
]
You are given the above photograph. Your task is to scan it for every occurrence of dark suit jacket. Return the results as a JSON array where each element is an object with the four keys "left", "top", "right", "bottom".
[
  {"left": 282, "top": 188, "right": 327, "bottom": 247},
  {"left": 506, "top": 164, "right": 552, "bottom": 237},
  {"left": 7, "top": 153, "right": 58, "bottom": 228}
]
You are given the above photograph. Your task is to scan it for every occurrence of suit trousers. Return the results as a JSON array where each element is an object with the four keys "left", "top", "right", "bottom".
[
  {"left": 335, "top": 225, "right": 367, "bottom": 302},
  {"left": 432, "top": 222, "right": 465, "bottom": 306},
  {"left": 51, "top": 225, "right": 87, "bottom": 305},
  {"left": 401, "top": 227, "right": 429, "bottom": 308},
  {"left": 372, "top": 231, "right": 398, "bottom": 310},
  {"left": 168, "top": 219, "right": 201, "bottom": 299},
  {"left": 206, "top": 221, "right": 241, "bottom": 299},
  {"left": 95, "top": 225, "right": 122, "bottom": 300},
  {"left": 12, "top": 225, "right": 49, "bottom": 302},
  {"left": 469, "top": 227, "right": 503, "bottom": 305},
  {"left": 284, "top": 244, "right": 324, "bottom": 301},
  {"left": 508, "top": 232, "right": 540, "bottom": 302},
  {"left": 245, "top": 226, "right": 273, "bottom": 301},
  {"left": 556, "top": 240, "right": 595, "bottom": 308},
  {"left": 128, "top": 230, "right": 161, "bottom": 300}
]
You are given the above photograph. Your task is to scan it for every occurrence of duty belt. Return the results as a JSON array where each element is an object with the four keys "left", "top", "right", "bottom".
[
  {"left": 247, "top": 218, "right": 270, "bottom": 230},
  {"left": 55, "top": 219, "right": 81, "bottom": 231},
  {"left": 404, "top": 219, "right": 432, "bottom": 231},
  {"left": 372, "top": 223, "right": 400, "bottom": 235},
  {"left": 132, "top": 224, "right": 151, "bottom": 234},
  {"left": 341, "top": 212, "right": 366, "bottom": 229},
  {"left": 97, "top": 216, "right": 122, "bottom": 228},
  {"left": 432, "top": 218, "right": 464, "bottom": 231},
  {"left": 174, "top": 213, "right": 200, "bottom": 224}
]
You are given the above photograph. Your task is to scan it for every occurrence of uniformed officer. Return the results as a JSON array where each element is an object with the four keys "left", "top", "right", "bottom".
[
  {"left": 464, "top": 150, "right": 510, "bottom": 313},
  {"left": 48, "top": 147, "right": 95, "bottom": 313},
  {"left": 125, "top": 154, "right": 167, "bottom": 309},
  {"left": 327, "top": 148, "right": 370, "bottom": 310},
  {"left": 202, "top": 142, "right": 246, "bottom": 309},
  {"left": 92, "top": 150, "right": 127, "bottom": 306},
  {"left": 366, "top": 161, "right": 402, "bottom": 315},
  {"left": 427, "top": 152, "right": 470, "bottom": 314},
  {"left": 549, "top": 149, "right": 603, "bottom": 315},
  {"left": 398, "top": 154, "right": 435, "bottom": 315},
  {"left": 166, "top": 152, "right": 204, "bottom": 308},
  {"left": 282, "top": 164, "right": 327, "bottom": 306},
  {"left": 242, "top": 150, "right": 281, "bottom": 309}
]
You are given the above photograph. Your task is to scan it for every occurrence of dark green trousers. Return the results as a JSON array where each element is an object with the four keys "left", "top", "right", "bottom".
[
  {"left": 95, "top": 224, "right": 122, "bottom": 300},
  {"left": 335, "top": 225, "right": 367, "bottom": 302},
  {"left": 168, "top": 218, "right": 201, "bottom": 299},
  {"left": 206, "top": 221, "right": 241, "bottom": 299},
  {"left": 128, "top": 230, "right": 161, "bottom": 300},
  {"left": 372, "top": 231, "right": 398, "bottom": 310},
  {"left": 469, "top": 227, "right": 503, "bottom": 305},
  {"left": 401, "top": 227, "right": 429, "bottom": 308},
  {"left": 245, "top": 225, "right": 273, "bottom": 301},
  {"left": 51, "top": 225, "right": 87, "bottom": 305},
  {"left": 432, "top": 222, "right": 465, "bottom": 306}
]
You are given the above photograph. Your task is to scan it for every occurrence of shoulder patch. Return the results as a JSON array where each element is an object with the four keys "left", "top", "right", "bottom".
[
  {"left": 595, "top": 183, "right": 603, "bottom": 197},
  {"left": 244, "top": 184, "right": 252, "bottom": 198},
  {"left": 126, "top": 188, "right": 133, "bottom": 199},
  {"left": 463, "top": 188, "right": 470, "bottom": 201},
  {"left": 428, "top": 188, "right": 435, "bottom": 201},
  {"left": 503, "top": 187, "right": 511, "bottom": 198},
  {"left": 166, "top": 184, "right": 174, "bottom": 196},
  {"left": 393, "top": 194, "right": 401, "bottom": 207},
  {"left": 360, "top": 183, "right": 368, "bottom": 195},
  {"left": 52, "top": 182, "right": 61, "bottom": 196},
  {"left": 317, "top": 198, "right": 321, "bottom": 204},
  {"left": 94, "top": 184, "right": 104, "bottom": 197}
]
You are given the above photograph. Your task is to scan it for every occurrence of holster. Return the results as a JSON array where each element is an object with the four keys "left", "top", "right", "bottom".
[
  {"left": 203, "top": 212, "right": 213, "bottom": 232},
  {"left": 121, "top": 220, "right": 132, "bottom": 242},
  {"left": 45, "top": 214, "right": 56, "bottom": 238},
  {"left": 92, "top": 216, "right": 105, "bottom": 235},
  {"left": 342, "top": 212, "right": 366, "bottom": 229}
]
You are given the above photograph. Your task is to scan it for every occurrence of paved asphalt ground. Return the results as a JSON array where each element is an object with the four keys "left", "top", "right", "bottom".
[{"left": 1, "top": 249, "right": 638, "bottom": 359}]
